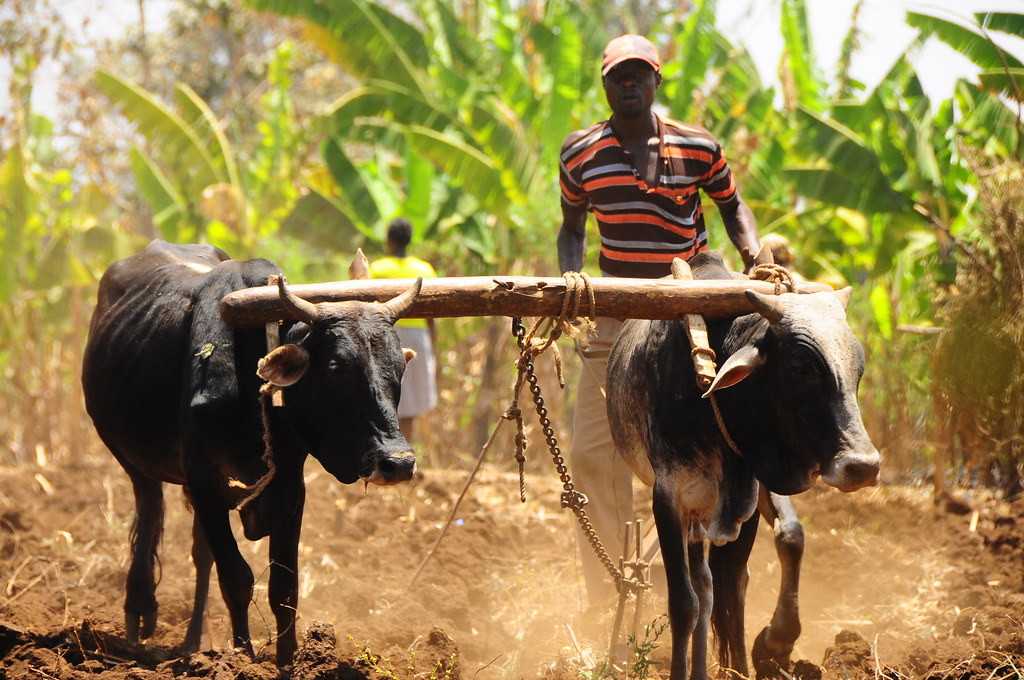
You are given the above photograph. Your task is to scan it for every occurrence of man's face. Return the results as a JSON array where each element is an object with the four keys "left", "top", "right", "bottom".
[{"left": 603, "top": 60, "right": 659, "bottom": 119}]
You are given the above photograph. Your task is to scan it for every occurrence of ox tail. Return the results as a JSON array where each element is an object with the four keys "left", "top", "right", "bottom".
[
  {"left": 128, "top": 480, "right": 166, "bottom": 588},
  {"left": 708, "top": 512, "right": 759, "bottom": 674}
]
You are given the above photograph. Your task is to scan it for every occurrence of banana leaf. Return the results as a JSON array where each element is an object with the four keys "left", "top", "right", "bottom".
[
  {"left": 906, "top": 12, "right": 1023, "bottom": 70},
  {"left": 174, "top": 84, "right": 242, "bottom": 190},
  {"left": 978, "top": 68, "right": 1024, "bottom": 101},
  {"left": 667, "top": 0, "right": 719, "bottom": 120},
  {"left": 976, "top": 12, "right": 1024, "bottom": 38},
  {"left": 404, "top": 124, "right": 509, "bottom": 216},
  {"left": 281, "top": 188, "right": 369, "bottom": 249},
  {"left": 784, "top": 166, "right": 910, "bottom": 214},
  {"left": 129, "top": 147, "right": 189, "bottom": 240},
  {"left": 322, "top": 138, "right": 383, "bottom": 233},
  {"left": 780, "top": 0, "right": 826, "bottom": 111},
  {"left": 245, "top": 0, "right": 428, "bottom": 93},
  {"left": 94, "top": 70, "right": 221, "bottom": 192}
]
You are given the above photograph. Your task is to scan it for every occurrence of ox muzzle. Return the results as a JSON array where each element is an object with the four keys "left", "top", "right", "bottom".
[
  {"left": 821, "top": 448, "right": 881, "bottom": 492},
  {"left": 367, "top": 451, "right": 416, "bottom": 485}
]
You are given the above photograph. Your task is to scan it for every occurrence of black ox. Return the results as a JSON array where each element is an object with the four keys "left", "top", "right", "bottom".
[
  {"left": 607, "top": 252, "right": 880, "bottom": 680},
  {"left": 82, "top": 240, "right": 420, "bottom": 665}
]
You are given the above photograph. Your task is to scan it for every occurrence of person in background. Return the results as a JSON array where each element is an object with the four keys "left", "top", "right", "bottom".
[{"left": 369, "top": 218, "right": 439, "bottom": 442}]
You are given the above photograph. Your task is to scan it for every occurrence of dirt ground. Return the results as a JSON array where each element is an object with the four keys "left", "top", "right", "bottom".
[{"left": 2, "top": 445, "right": 1023, "bottom": 679}]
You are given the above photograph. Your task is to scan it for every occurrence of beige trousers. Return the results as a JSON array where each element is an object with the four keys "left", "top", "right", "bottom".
[{"left": 571, "top": 317, "right": 635, "bottom": 605}]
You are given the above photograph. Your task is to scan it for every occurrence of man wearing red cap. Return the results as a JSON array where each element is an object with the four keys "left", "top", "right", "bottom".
[{"left": 558, "top": 34, "right": 766, "bottom": 605}]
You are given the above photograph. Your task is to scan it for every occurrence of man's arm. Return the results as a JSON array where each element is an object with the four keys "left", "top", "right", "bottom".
[
  {"left": 718, "top": 195, "right": 764, "bottom": 270},
  {"left": 698, "top": 135, "right": 763, "bottom": 270},
  {"left": 557, "top": 202, "right": 588, "bottom": 274}
]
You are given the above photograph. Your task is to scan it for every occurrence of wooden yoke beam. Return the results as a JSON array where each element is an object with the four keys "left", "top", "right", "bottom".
[{"left": 220, "top": 275, "right": 833, "bottom": 327}]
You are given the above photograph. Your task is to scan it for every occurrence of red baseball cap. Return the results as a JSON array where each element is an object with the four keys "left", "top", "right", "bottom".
[{"left": 602, "top": 34, "right": 661, "bottom": 76}]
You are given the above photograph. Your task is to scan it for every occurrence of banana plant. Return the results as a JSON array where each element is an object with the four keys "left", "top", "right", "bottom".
[
  {"left": 94, "top": 69, "right": 244, "bottom": 244},
  {"left": 779, "top": 0, "right": 827, "bottom": 112},
  {"left": 908, "top": 11, "right": 1024, "bottom": 105},
  {"left": 245, "top": 0, "right": 608, "bottom": 269},
  {"left": 94, "top": 42, "right": 357, "bottom": 258}
]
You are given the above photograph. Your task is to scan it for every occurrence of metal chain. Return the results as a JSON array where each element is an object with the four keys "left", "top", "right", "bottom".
[{"left": 511, "top": 318, "right": 625, "bottom": 592}]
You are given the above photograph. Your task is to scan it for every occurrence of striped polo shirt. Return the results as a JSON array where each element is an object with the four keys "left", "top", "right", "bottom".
[{"left": 559, "top": 115, "right": 737, "bottom": 278}]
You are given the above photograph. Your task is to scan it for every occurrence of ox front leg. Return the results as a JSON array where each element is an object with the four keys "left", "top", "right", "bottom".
[
  {"left": 183, "top": 513, "right": 213, "bottom": 653},
  {"left": 268, "top": 461, "right": 306, "bottom": 667},
  {"left": 653, "top": 477, "right": 699, "bottom": 680},
  {"left": 752, "top": 488, "right": 804, "bottom": 678},
  {"left": 188, "top": 474, "right": 255, "bottom": 655}
]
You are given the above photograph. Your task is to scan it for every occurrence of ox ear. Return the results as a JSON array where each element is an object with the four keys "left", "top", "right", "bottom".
[
  {"left": 257, "top": 344, "right": 310, "bottom": 387},
  {"left": 403, "top": 347, "right": 417, "bottom": 364},
  {"left": 835, "top": 286, "right": 852, "bottom": 309},
  {"left": 349, "top": 248, "right": 370, "bottom": 280},
  {"left": 702, "top": 345, "right": 765, "bottom": 398}
]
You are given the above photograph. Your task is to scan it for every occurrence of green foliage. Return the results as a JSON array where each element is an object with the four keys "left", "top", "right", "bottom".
[
  {"left": 780, "top": 0, "right": 826, "bottom": 111},
  {"left": 835, "top": 0, "right": 866, "bottom": 99},
  {"left": 323, "top": 137, "right": 383, "bottom": 233},
  {"left": 663, "top": 0, "right": 718, "bottom": 120},
  {"left": 94, "top": 70, "right": 222, "bottom": 193},
  {"left": 247, "top": 0, "right": 428, "bottom": 92},
  {"left": 906, "top": 12, "right": 1023, "bottom": 70},
  {"left": 95, "top": 42, "right": 314, "bottom": 257},
  {"left": 978, "top": 68, "right": 1024, "bottom": 101},
  {"left": 933, "top": 160, "right": 1024, "bottom": 491},
  {"left": 129, "top": 147, "right": 189, "bottom": 239},
  {"left": 627, "top": 615, "right": 669, "bottom": 680}
]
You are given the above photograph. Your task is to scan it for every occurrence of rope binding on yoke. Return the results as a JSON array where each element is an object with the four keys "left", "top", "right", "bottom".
[
  {"left": 518, "top": 272, "right": 597, "bottom": 388},
  {"left": 748, "top": 262, "right": 798, "bottom": 294}
]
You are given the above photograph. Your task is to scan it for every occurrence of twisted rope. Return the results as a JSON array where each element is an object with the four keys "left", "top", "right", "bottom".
[
  {"left": 521, "top": 272, "right": 596, "bottom": 364},
  {"left": 236, "top": 383, "right": 279, "bottom": 511},
  {"left": 748, "top": 263, "right": 798, "bottom": 294}
]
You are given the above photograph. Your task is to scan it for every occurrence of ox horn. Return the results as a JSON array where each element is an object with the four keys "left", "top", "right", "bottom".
[
  {"left": 349, "top": 248, "right": 370, "bottom": 280},
  {"left": 745, "top": 289, "right": 784, "bottom": 323},
  {"left": 380, "top": 278, "right": 423, "bottom": 323},
  {"left": 274, "top": 274, "right": 319, "bottom": 325}
]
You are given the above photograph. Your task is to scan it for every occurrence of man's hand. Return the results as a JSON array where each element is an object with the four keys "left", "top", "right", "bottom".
[
  {"left": 741, "top": 244, "right": 773, "bottom": 273},
  {"left": 741, "top": 242, "right": 775, "bottom": 272},
  {"left": 557, "top": 202, "right": 588, "bottom": 274}
]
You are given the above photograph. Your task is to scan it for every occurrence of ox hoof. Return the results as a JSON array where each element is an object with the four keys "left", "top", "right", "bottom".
[
  {"left": 752, "top": 627, "right": 793, "bottom": 679},
  {"left": 181, "top": 631, "right": 202, "bottom": 655},
  {"left": 231, "top": 639, "right": 255, "bottom": 657},
  {"left": 125, "top": 610, "right": 158, "bottom": 643}
]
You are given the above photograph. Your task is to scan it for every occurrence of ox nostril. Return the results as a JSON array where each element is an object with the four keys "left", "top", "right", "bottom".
[
  {"left": 841, "top": 454, "right": 880, "bottom": 487},
  {"left": 376, "top": 452, "right": 416, "bottom": 482},
  {"left": 377, "top": 458, "right": 397, "bottom": 476}
]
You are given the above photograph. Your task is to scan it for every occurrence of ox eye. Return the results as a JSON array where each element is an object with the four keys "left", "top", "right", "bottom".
[
  {"left": 327, "top": 359, "right": 342, "bottom": 372},
  {"left": 788, "top": 349, "right": 827, "bottom": 386},
  {"left": 794, "top": 360, "right": 819, "bottom": 377}
]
